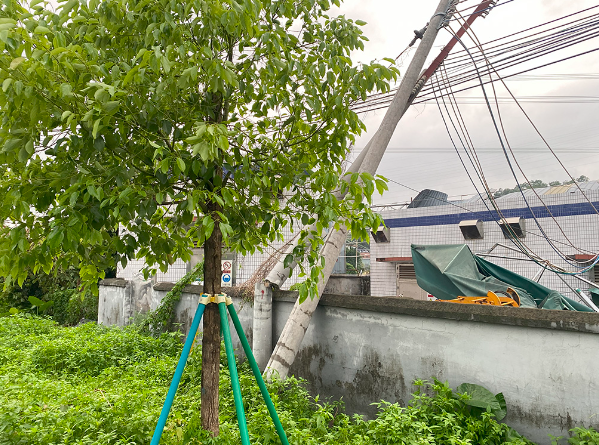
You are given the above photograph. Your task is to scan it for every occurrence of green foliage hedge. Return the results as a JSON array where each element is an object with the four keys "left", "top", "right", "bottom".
[
  {"left": 0, "top": 268, "right": 99, "bottom": 325},
  {"left": 0, "top": 315, "right": 596, "bottom": 444}
]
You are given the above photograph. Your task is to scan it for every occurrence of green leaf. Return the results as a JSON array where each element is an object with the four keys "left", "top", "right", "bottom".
[
  {"left": 3, "top": 138, "right": 21, "bottom": 153},
  {"left": 160, "top": 159, "right": 169, "bottom": 174},
  {"left": 218, "top": 135, "right": 229, "bottom": 151},
  {"left": 176, "top": 157, "right": 185, "bottom": 172},
  {"left": 34, "top": 25, "right": 52, "bottom": 34},
  {"left": 456, "top": 383, "right": 501, "bottom": 411},
  {"left": 260, "top": 221, "right": 270, "bottom": 235},
  {"left": 13, "top": 81, "right": 22, "bottom": 96},
  {"left": 9, "top": 57, "right": 25, "bottom": 70},
  {"left": 28, "top": 295, "right": 44, "bottom": 307},
  {"left": 25, "top": 139, "right": 34, "bottom": 155},
  {"left": 2, "top": 78, "right": 12, "bottom": 92},
  {"left": 60, "top": 83, "right": 73, "bottom": 97},
  {"left": 92, "top": 119, "right": 102, "bottom": 138},
  {"left": 61, "top": 0, "right": 79, "bottom": 16},
  {"left": 103, "top": 101, "right": 119, "bottom": 113},
  {"left": 493, "top": 392, "right": 507, "bottom": 421},
  {"left": 375, "top": 178, "right": 388, "bottom": 195},
  {"left": 193, "top": 142, "right": 211, "bottom": 161}
]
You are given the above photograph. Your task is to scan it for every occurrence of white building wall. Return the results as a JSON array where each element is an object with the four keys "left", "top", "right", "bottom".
[
  {"left": 371, "top": 189, "right": 599, "bottom": 304},
  {"left": 117, "top": 220, "right": 313, "bottom": 289}
]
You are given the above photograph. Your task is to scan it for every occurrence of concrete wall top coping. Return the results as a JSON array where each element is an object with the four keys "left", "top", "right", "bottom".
[
  {"left": 329, "top": 274, "right": 362, "bottom": 279},
  {"left": 312, "top": 292, "right": 599, "bottom": 335},
  {"left": 99, "top": 278, "right": 128, "bottom": 288},
  {"left": 152, "top": 282, "right": 249, "bottom": 299},
  {"left": 148, "top": 282, "right": 599, "bottom": 334}
]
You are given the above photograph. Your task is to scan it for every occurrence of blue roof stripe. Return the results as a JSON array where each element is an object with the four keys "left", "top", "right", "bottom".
[{"left": 383, "top": 201, "right": 599, "bottom": 228}]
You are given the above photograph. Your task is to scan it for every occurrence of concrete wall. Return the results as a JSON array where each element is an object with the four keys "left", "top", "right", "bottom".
[
  {"left": 323, "top": 274, "right": 370, "bottom": 296},
  {"left": 98, "top": 281, "right": 599, "bottom": 444}
]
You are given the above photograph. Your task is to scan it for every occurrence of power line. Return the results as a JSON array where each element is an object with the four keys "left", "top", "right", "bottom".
[
  {"left": 353, "top": 148, "right": 599, "bottom": 153},
  {"left": 432, "top": 28, "right": 599, "bottom": 273},
  {"left": 352, "top": 8, "right": 599, "bottom": 114}
]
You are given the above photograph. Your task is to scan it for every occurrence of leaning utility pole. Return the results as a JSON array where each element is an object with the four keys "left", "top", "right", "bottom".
[{"left": 264, "top": 0, "right": 468, "bottom": 380}]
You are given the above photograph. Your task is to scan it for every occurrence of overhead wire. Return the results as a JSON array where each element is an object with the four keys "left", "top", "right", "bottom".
[
  {"left": 380, "top": 177, "right": 599, "bottom": 256},
  {"left": 355, "top": 1, "right": 599, "bottom": 276},
  {"left": 453, "top": 11, "right": 599, "bottom": 243},
  {"left": 445, "top": 29, "right": 588, "bottom": 268},
  {"left": 450, "top": 15, "right": 590, "bottom": 256},
  {"left": 405, "top": 0, "right": 599, "bottom": 272},
  {"left": 441, "top": 27, "right": 599, "bottom": 274},
  {"left": 449, "top": 0, "right": 516, "bottom": 21},
  {"left": 457, "top": 27, "right": 599, "bottom": 216},
  {"left": 351, "top": 9, "right": 599, "bottom": 113},
  {"left": 432, "top": 67, "right": 544, "bottom": 263}
]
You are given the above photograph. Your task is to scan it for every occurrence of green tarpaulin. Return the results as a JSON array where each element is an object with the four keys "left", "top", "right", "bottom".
[
  {"left": 589, "top": 288, "right": 599, "bottom": 307},
  {"left": 411, "top": 244, "right": 593, "bottom": 312}
]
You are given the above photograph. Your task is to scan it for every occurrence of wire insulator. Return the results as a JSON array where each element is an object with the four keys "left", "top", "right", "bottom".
[
  {"left": 481, "top": 0, "right": 498, "bottom": 18},
  {"left": 409, "top": 24, "right": 428, "bottom": 47}
]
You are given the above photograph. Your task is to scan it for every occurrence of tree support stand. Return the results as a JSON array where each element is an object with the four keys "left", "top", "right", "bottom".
[{"left": 150, "top": 294, "right": 289, "bottom": 445}]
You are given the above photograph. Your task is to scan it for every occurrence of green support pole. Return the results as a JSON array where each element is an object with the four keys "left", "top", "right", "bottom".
[
  {"left": 227, "top": 302, "right": 290, "bottom": 445},
  {"left": 218, "top": 300, "right": 251, "bottom": 445}
]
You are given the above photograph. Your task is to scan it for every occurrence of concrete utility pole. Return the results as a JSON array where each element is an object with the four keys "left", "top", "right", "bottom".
[{"left": 264, "top": 0, "right": 458, "bottom": 380}]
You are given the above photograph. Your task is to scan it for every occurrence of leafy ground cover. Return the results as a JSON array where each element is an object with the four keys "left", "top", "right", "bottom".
[{"left": 0, "top": 315, "right": 596, "bottom": 445}]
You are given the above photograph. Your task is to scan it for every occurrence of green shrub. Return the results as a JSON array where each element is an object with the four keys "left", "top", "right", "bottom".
[
  {"left": 566, "top": 427, "right": 599, "bottom": 444},
  {"left": 2, "top": 314, "right": 596, "bottom": 445},
  {"left": 0, "top": 268, "right": 101, "bottom": 325},
  {"left": 49, "top": 288, "right": 99, "bottom": 325},
  {"left": 27, "top": 323, "right": 182, "bottom": 376},
  {"left": 0, "top": 267, "right": 80, "bottom": 310}
]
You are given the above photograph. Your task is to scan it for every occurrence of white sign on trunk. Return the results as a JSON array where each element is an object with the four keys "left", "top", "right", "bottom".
[{"left": 221, "top": 260, "right": 233, "bottom": 287}]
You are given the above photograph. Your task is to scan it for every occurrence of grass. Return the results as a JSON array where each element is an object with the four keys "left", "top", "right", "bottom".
[{"left": 0, "top": 314, "right": 596, "bottom": 444}]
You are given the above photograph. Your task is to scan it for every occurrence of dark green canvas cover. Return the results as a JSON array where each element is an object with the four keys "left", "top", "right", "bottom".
[
  {"left": 589, "top": 288, "right": 599, "bottom": 307},
  {"left": 411, "top": 244, "right": 593, "bottom": 312}
]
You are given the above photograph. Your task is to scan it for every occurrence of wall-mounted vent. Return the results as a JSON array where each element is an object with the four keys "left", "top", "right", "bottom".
[
  {"left": 499, "top": 217, "right": 526, "bottom": 239},
  {"left": 396, "top": 263, "right": 416, "bottom": 280},
  {"left": 372, "top": 226, "right": 390, "bottom": 243},
  {"left": 458, "top": 219, "right": 484, "bottom": 240}
]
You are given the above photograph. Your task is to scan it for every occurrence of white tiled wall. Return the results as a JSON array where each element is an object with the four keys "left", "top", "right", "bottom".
[
  {"left": 371, "top": 190, "right": 599, "bottom": 303},
  {"left": 118, "top": 220, "right": 310, "bottom": 289}
]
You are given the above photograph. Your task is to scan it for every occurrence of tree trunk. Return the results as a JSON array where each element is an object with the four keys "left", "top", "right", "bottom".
[
  {"left": 265, "top": 0, "right": 452, "bottom": 380},
  {"left": 201, "top": 202, "right": 222, "bottom": 435}
]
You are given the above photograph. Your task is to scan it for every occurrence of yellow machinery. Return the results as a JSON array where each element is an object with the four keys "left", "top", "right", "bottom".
[{"left": 441, "top": 288, "right": 520, "bottom": 307}]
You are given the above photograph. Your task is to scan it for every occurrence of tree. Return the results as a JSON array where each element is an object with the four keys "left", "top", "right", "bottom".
[
  {"left": 493, "top": 176, "right": 592, "bottom": 198},
  {"left": 0, "top": 0, "right": 398, "bottom": 434},
  {"left": 345, "top": 240, "right": 367, "bottom": 275}
]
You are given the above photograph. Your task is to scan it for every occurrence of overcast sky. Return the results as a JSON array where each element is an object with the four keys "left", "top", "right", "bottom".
[{"left": 330, "top": 0, "right": 599, "bottom": 205}]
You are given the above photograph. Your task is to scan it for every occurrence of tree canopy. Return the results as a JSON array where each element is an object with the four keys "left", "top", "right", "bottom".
[
  {"left": 0, "top": 0, "right": 398, "bottom": 296},
  {"left": 493, "top": 176, "right": 591, "bottom": 198}
]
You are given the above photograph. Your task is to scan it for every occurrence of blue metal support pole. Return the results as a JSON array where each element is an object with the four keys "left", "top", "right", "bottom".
[{"left": 150, "top": 298, "right": 207, "bottom": 445}]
